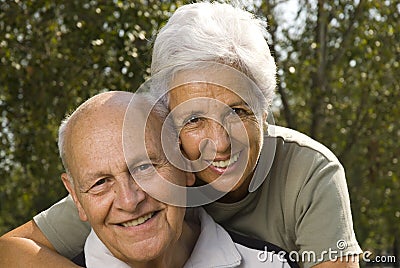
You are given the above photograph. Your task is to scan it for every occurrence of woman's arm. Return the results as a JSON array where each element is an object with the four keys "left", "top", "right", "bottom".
[{"left": 0, "top": 220, "right": 81, "bottom": 267}]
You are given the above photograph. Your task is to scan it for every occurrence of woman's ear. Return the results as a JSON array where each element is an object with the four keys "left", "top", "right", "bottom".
[
  {"left": 61, "top": 173, "right": 88, "bottom": 222},
  {"left": 263, "top": 112, "right": 268, "bottom": 123},
  {"left": 262, "top": 112, "right": 268, "bottom": 132}
]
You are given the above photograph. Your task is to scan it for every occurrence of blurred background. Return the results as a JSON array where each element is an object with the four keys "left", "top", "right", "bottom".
[{"left": 0, "top": 0, "right": 399, "bottom": 265}]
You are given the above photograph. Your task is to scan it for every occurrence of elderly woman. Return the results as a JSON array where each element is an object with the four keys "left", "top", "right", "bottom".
[
  {"left": 147, "top": 2, "right": 362, "bottom": 267},
  {"left": 0, "top": 2, "right": 361, "bottom": 268}
]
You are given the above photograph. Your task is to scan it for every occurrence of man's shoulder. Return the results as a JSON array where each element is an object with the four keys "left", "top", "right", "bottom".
[{"left": 268, "top": 125, "right": 340, "bottom": 163}]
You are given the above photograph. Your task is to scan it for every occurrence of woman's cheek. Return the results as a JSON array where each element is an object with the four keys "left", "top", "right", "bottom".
[{"left": 180, "top": 132, "right": 200, "bottom": 160}]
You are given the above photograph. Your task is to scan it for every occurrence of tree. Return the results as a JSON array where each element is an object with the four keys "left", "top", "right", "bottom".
[
  {"left": 256, "top": 0, "right": 399, "bottom": 255},
  {"left": 0, "top": 0, "right": 179, "bottom": 233}
]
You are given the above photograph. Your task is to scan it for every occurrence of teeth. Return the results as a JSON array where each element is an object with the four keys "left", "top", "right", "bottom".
[
  {"left": 211, "top": 153, "right": 239, "bottom": 168},
  {"left": 122, "top": 212, "right": 154, "bottom": 227}
]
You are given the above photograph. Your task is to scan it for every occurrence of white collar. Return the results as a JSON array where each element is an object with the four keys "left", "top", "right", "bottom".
[
  {"left": 84, "top": 229, "right": 126, "bottom": 268},
  {"left": 184, "top": 207, "right": 242, "bottom": 267}
]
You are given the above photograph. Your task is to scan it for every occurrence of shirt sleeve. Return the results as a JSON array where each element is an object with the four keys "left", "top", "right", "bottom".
[
  {"left": 292, "top": 152, "right": 362, "bottom": 268},
  {"left": 33, "top": 195, "right": 91, "bottom": 259}
]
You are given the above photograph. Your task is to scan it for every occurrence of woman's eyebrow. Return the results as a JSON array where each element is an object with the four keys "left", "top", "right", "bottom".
[
  {"left": 227, "top": 100, "right": 249, "bottom": 107},
  {"left": 172, "top": 109, "right": 205, "bottom": 120}
]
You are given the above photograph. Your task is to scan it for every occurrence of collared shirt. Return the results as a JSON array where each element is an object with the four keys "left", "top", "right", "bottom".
[{"left": 85, "top": 208, "right": 292, "bottom": 268}]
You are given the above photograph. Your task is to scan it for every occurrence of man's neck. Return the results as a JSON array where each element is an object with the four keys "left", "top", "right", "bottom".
[{"left": 126, "top": 221, "right": 200, "bottom": 268}]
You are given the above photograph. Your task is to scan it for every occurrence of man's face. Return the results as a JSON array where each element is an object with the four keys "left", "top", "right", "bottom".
[{"left": 63, "top": 100, "right": 191, "bottom": 264}]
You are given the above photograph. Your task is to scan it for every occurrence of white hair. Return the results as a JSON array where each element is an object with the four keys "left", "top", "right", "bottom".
[
  {"left": 58, "top": 115, "right": 73, "bottom": 184},
  {"left": 150, "top": 1, "right": 276, "bottom": 113}
]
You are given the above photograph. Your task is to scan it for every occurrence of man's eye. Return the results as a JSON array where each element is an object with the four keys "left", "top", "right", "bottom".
[
  {"left": 93, "top": 178, "right": 106, "bottom": 187},
  {"left": 85, "top": 178, "right": 109, "bottom": 194},
  {"left": 131, "top": 163, "right": 155, "bottom": 176},
  {"left": 137, "top": 164, "right": 152, "bottom": 171}
]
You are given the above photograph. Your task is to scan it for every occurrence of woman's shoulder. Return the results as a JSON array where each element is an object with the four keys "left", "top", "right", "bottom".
[{"left": 267, "top": 125, "right": 340, "bottom": 164}]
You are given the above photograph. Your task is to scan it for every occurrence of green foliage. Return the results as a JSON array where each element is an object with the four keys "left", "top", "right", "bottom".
[
  {"left": 258, "top": 0, "right": 399, "bottom": 253},
  {"left": 0, "top": 0, "right": 178, "bottom": 234},
  {"left": 1, "top": 0, "right": 399, "bottom": 257}
]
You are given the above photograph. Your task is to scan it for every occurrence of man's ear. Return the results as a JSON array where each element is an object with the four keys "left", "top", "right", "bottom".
[
  {"left": 185, "top": 172, "right": 196, "bottom": 187},
  {"left": 61, "top": 173, "right": 88, "bottom": 222}
]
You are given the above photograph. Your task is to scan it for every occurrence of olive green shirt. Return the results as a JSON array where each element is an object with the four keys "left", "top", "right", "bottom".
[{"left": 34, "top": 126, "right": 361, "bottom": 268}]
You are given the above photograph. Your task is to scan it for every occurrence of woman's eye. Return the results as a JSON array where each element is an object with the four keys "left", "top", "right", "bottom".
[
  {"left": 184, "top": 115, "right": 202, "bottom": 125},
  {"left": 230, "top": 108, "right": 247, "bottom": 116}
]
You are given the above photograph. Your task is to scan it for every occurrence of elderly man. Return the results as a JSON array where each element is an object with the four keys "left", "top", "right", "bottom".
[
  {"left": 32, "top": 91, "right": 294, "bottom": 267},
  {"left": 57, "top": 91, "right": 196, "bottom": 267}
]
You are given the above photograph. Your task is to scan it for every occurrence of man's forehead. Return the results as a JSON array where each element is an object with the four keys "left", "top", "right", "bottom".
[
  {"left": 123, "top": 105, "right": 166, "bottom": 157},
  {"left": 65, "top": 92, "right": 152, "bottom": 165},
  {"left": 124, "top": 104, "right": 161, "bottom": 136}
]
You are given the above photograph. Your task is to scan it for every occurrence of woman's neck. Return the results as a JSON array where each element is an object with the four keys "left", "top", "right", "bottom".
[{"left": 217, "top": 175, "right": 252, "bottom": 203}]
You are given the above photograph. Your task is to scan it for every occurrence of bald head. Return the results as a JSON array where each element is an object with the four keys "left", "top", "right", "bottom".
[
  {"left": 59, "top": 91, "right": 175, "bottom": 181},
  {"left": 62, "top": 90, "right": 133, "bottom": 134},
  {"left": 58, "top": 91, "right": 132, "bottom": 177},
  {"left": 68, "top": 91, "right": 133, "bottom": 125}
]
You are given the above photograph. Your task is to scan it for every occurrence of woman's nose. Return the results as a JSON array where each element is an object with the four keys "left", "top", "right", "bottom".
[{"left": 206, "top": 120, "right": 231, "bottom": 153}]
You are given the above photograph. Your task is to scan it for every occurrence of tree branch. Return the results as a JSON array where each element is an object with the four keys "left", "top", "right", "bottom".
[
  {"left": 258, "top": 0, "right": 296, "bottom": 128},
  {"left": 330, "top": 0, "right": 366, "bottom": 66},
  {"left": 309, "top": 0, "right": 329, "bottom": 138}
]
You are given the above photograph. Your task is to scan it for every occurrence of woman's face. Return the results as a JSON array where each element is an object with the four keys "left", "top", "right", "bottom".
[{"left": 168, "top": 74, "right": 265, "bottom": 202}]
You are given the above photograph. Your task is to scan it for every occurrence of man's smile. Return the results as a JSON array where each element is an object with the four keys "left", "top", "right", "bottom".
[{"left": 120, "top": 212, "right": 156, "bottom": 227}]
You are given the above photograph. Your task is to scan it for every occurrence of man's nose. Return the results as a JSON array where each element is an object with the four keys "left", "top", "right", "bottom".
[{"left": 114, "top": 176, "right": 146, "bottom": 212}]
